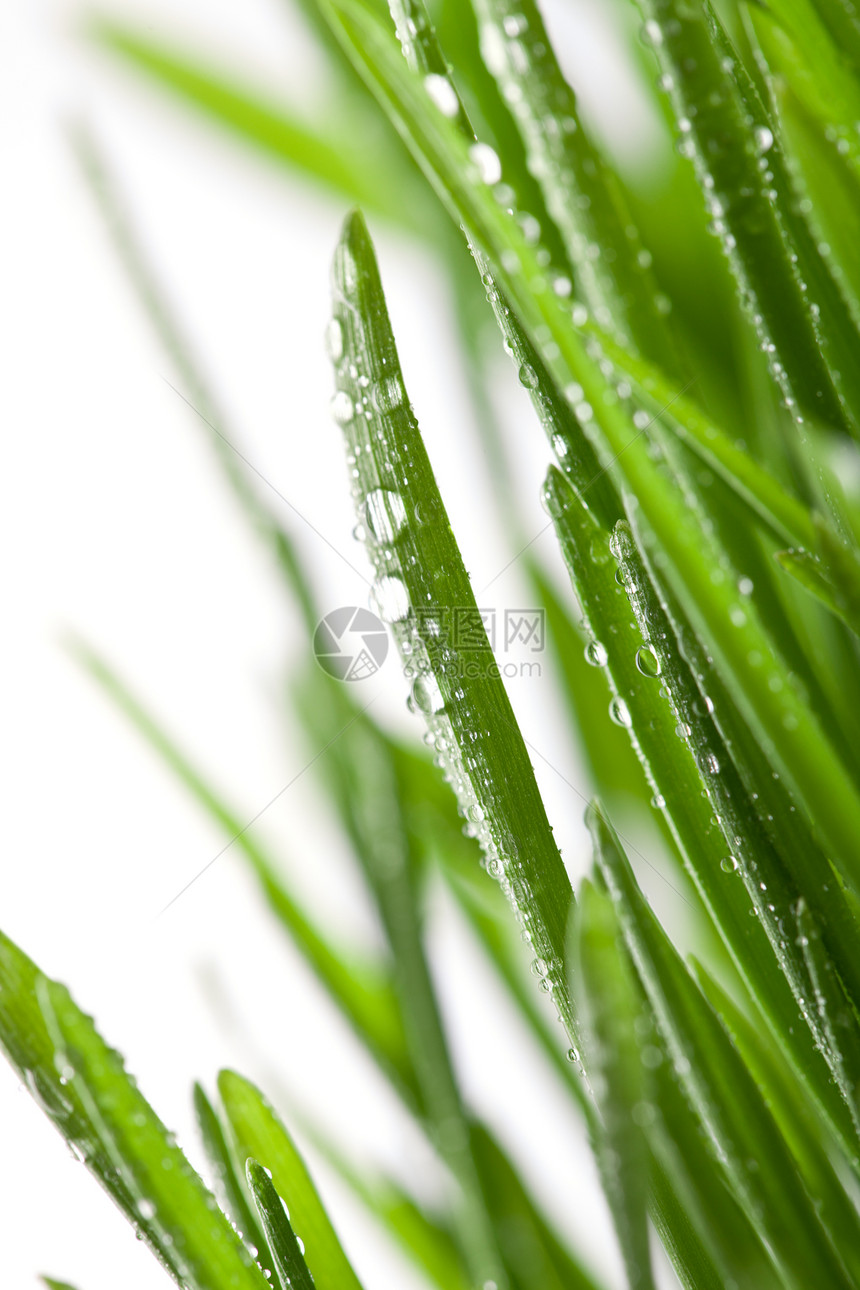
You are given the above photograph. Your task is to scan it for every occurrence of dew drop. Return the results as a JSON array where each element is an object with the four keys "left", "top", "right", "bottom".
[
  {"left": 721, "top": 855, "right": 739, "bottom": 873},
  {"left": 364, "top": 488, "right": 407, "bottom": 542},
  {"left": 469, "top": 142, "right": 502, "bottom": 184},
  {"left": 635, "top": 645, "right": 661, "bottom": 677},
  {"left": 675, "top": 721, "right": 692, "bottom": 739},
  {"left": 325, "top": 318, "right": 343, "bottom": 362},
  {"left": 370, "top": 576, "right": 410, "bottom": 622},
  {"left": 609, "top": 697, "right": 632, "bottom": 727},
  {"left": 411, "top": 672, "right": 445, "bottom": 714},
  {"left": 137, "top": 1198, "right": 157, "bottom": 1221},
  {"left": 503, "top": 13, "right": 528, "bottom": 36},
  {"left": 330, "top": 391, "right": 354, "bottom": 425},
  {"left": 585, "top": 639, "right": 608, "bottom": 667},
  {"left": 642, "top": 19, "right": 663, "bottom": 45},
  {"left": 754, "top": 125, "right": 774, "bottom": 155},
  {"left": 424, "top": 73, "right": 459, "bottom": 118},
  {"left": 518, "top": 363, "right": 538, "bottom": 389}
]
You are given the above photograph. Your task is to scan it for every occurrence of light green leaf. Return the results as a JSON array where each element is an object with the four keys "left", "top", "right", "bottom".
[{"left": 218, "top": 1070, "right": 364, "bottom": 1290}]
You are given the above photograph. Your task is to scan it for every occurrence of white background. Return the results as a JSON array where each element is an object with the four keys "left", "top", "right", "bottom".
[{"left": 0, "top": 2, "right": 676, "bottom": 1287}]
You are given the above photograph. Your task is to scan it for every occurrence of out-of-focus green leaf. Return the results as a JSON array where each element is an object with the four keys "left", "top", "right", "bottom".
[
  {"left": 87, "top": 20, "right": 430, "bottom": 232},
  {"left": 194, "top": 1083, "right": 271, "bottom": 1263},
  {"left": 570, "top": 880, "right": 656, "bottom": 1290}
]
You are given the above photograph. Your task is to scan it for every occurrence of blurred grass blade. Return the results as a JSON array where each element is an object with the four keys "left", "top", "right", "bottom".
[
  {"left": 219, "top": 1070, "right": 364, "bottom": 1290},
  {"left": 41, "top": 1281, "right": 80, "bottom": 1290},
  {"left": 87, "top": 20, "right": 427, "bottom": 231},
  {"left": 0, "top": 928, "right": 268, "bottom": 1290},
  {"left": 570, "top": 881, "right": 656, "bottom": 1290},
  {"left": 73, "top": 642, "right": 420, "bottom": 1109},
  {"left": 776, "top": 546, "right": 860, "bottom": 636},
  {"left": 588, "top": 802, "right": 855, "bottom": 1290},
  {"left": 328, "top": 208, "right": 574, "bottom": 1031},
  {"left": 247, "top": 1158, "right": 317, "bottom": 1290},
  {"left": 194, "top": 1083, "right": 271, "bottom": 1264}
]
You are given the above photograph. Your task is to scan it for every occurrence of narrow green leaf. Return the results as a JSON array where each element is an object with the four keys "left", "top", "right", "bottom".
[
  {"left": 317, "top": 0, "right": 860, "bottom": 891},
  {"left": 634, "top": 0, "right": 850, "bottom": 435},
  {"left": 247, "top": 1158, "right": 317, "bottom": 1290},
  {"left": 692, "top": 960, "right": 860, "bottom": 1281},
  {"left": 194, "top": 1083, "right": 271, "bottom": 1264},
  {"left": 570, "top": 880, "right": 656, "bottom": 1290},
  {"left": 218, "top": 1070, "right": 364, "bottom": 1290},
  {"left": 41, "top": 1281, "right": 80, "bottom": 1290},
  {"left": 73, "top": 643, "right": 419, "bottom": 1108},
  {"left": 0, "top": 928, "right": 267, "bottom": 1290},
  {"left": 588, "top": 802, "right": 855, "bottom": 1290},
  {"left": 87, "top": 19, "right": 428, "bottom": 231},
  {"left": 471, "top": 0, "right": 678, "bottom": 369},
  {"left": 775, "top": 546, "right": 860, "bottom": 636},
  {"left": 328, "top": 208, "right": 574, "bottom": 1032}
]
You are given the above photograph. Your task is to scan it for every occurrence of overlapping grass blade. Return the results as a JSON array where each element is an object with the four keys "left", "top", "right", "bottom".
[
  {"left": 218, "top": 1071, "right": 364, "bottom": 1290},
  {"left": 470, "top": 0, "right": 678, "bottom": 369},
  {"left": 246, "top": 1158, "right": 318, "bottom": 1290},
  {"left": 570, "top": 880, "right": 656, "bottom": 1290},
  {"left": 316, "top": 0, "right": 860, "bottom": 890},
  {"left": 0, "top": 927, "right": 268, "bottom": 1290},
  {"left": 194, "top": 1083, "right": 272, "bottom": 1263},
  {"left": 543, "top": 468, "right": 860, "bottom": 1151},
  {"left": 632, "top": 0, "right": 851, "bottom": 436},
  {"left": 588, "top": 802, "right": 855, "bottom": 1290}
]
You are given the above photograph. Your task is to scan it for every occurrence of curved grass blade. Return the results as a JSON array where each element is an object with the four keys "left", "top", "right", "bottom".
[
  {"left": 587, "top": 802, "right": 855, "bottom": 1290},
  {"left": 328, "top": 208, "right": 574, "bottom": 1032},
  {"left": 87, "top": 19, "right": 429, "bottom": 232},
  {"left": 218, "top": 1071, "right": 364, "bottom": 1290},
  {"left": 247, "top": 1158, "right": 317, "bottom": 1290},
  {"left": 41, "top": 1281, "right": 80, "bottom": 1290},
  {"left": 570, "top": 880, "right": 656, "bottom": 1290},
  {"left": 194, "top": 1083, "right": 271, "bottom": 1263}
]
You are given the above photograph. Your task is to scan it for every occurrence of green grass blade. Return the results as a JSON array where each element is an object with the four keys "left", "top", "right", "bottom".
[
  {"left": 0, "top": 928, "right": 267, "bottom": 1290},
  {"left": 218, "top": 1071, "right": 364, "bottom": 1290},
  {"left": 316, "top": 0, "right": 860, "bottom": 889},
  {"left": 588, "top": 802, "right": 855, "bottom": 1290},
  {"left": 570, "top": 881, "right": 656, "bottom": 1290},
  {"left": 328, "top": 208, "right": 574, "bottom": 1031},
  {"left": 776, "top": 545, "right": 860, "bottom": 636},
  {"left": 470, "top": 0, "right": 677, "bottom": 368},
  {"left": 41, "top": 1281, "right": 81, "bottom": 1290},
  {"left": 194, "top": 1083, "right": 271, "bottom": 1263},
  {"left": 247, "top": 1158, "right": 317, "bottom": 1290},
  {"left": 692, "top": 960, "right": 860, "bottom": 1281},
  {"left": 635, "top": 0, "right": 850, "bottom": 435},
  {"left": 87, "top": 20, "right": 428, "bottom": 231}
]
